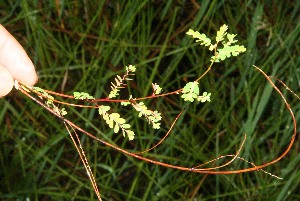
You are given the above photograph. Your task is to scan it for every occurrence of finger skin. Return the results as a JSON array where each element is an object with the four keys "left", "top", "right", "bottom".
[
  {"left": 0, "top": 64, "right": 14, "bottom": 97},
  {"left": 0, "top": 24, "right": 38, "bottom": 89}
]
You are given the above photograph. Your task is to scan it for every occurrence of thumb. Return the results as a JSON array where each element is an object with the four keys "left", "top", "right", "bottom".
[{"left": 0, "top": 63, "right": 14, "bottom": 97}]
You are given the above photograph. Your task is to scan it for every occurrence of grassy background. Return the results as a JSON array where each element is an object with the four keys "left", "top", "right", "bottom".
[{"left": 1, "top": 0, "right": 300, "bottom": 200}]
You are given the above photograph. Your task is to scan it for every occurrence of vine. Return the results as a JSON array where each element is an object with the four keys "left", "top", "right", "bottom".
[{"left": 14, "top": 25, "right": 296, "bottom": 201}]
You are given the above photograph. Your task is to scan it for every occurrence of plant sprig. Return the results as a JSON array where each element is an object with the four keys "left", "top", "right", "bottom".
[
  {"left": 108, "top": 65, "right": 136, "bottom": 99},
  {"left": 15, "top": 25, "right": 246, "bottom": 141},
  {"left": 14, "top": 24, "right": 296, "bottom": 201},
  {"left": 186, "top": 24, "right": 246, "bottom": 63},
  {"left": 129, "top": 100, "right": 162, "bottom": 129}
]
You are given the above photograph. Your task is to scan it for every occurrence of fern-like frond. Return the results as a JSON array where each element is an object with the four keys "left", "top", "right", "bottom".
[{"left": 108, "top": 65, "right": 136, "bottom": 99}]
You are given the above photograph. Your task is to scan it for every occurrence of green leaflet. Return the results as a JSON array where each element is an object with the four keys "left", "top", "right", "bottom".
[
  {"left": 216, "top": 24, "right": 228, "bottom": 43},
  {"left": 186, "top": 29, "right": 211, "bottom": 46},
  {"left": 33, "top": 87, "right": 54, "bottom": 101},
  {"left": 73, "top": 92, "right": 95, "bottom": 100},
  {"left": 226, "top": 33, "right": 238, "bottom": 45},
  {"left": 99, "top": 105, "right": 110, "bottom": 113},
  {"left": 124, "top": 130, "right": 135, "bottom": 141},
  {"left": 121, "top": 101, "right": 131, "bottom": 106},
  {"left": 110, "top": 113, "right": 126, "bottom": 124}
]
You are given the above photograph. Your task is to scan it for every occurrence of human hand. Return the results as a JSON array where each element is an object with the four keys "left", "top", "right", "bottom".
[{"left": 0, "top": 24, "right": 38, "bottom": 97}]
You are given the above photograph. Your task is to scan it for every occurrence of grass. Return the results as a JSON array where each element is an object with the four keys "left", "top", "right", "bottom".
[{"left": 0, "top": 0, "right": 300, "bottom": 200}]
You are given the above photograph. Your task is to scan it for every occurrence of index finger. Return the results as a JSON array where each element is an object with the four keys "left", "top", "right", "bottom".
[{"left": 0, "top": 24, "right": 38, "bottom": 86}]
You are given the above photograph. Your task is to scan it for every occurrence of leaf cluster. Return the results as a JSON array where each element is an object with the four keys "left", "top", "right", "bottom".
[
  {"left": 98, "top": 105, "right": 134, "bottom": 140},
  {"left": 186, "top": 24, "right": 246, "bottom": 62},
  {"left": 181, "top": 81, "right": 200, "bottom": 102},
  {"left": 180, "top": 82, "right": 211, "bottom": 103}
]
